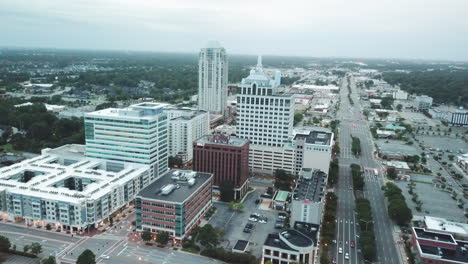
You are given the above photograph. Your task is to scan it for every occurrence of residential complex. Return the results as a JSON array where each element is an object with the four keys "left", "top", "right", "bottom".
[
  {"left": 135, "top": 170, "right": 213, "bottom": 240},
  {"left": 84, "top": 102, "right": 169, "bottom": 180},
  {"left": 166, "top": 108, "right": 210, "bottom": 162},
  {"left": 0, "top": 144, "right": 150, "bottom": 232},
  {"left": 193, "top": 135, "right": 249, "bottom": 200},
  {"left": 447, "top": 110, "right": 468, "bottom": 127},
  {"left": 198, "top": 41, "right": 228, "bottom": 115},
  {"left": 262, "top": 222, "right": 320, "bottom": 264}
]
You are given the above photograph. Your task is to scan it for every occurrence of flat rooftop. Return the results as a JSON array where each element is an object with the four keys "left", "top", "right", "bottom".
[
  {"left": 293, "top": 221, "right": 319, "bottom": 246},
  {"left": 293, "top": 130, "right": 333, "bottom": 146},
  {"left": 414, "top": 227, "right": 456, "bottom": 244},
  {"left": 424, "top": 216, "right": 468, "bottom": 237},
  {"left": 293, "top": 169, "right": 326, "bottom": 202},
  {"left": 86, "top": 102, "right": 168, "bottom": 120},
  {"left": 233, "top": 240, "right": 249, "bottom": 252},
  {"left": 279, "top": 229, "right": 314, "bottom": 247},
  {"left": 0, "top": 144, "right": 149, "bottom": 204},
  {"left": 264, "top": 233, "right": 297, "bottom": 252},
  {"left": 194, "top": 135, "right": 249, "bottom": 148},
  {"left": 137, "top": 170, "right": 212, "bottom": 203},
  {"left": 416, "top": 236, "right": 468, "bottom": 263}
]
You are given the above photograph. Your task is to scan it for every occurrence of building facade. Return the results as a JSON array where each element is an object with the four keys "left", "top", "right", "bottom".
[
  {"left": 293, "top": 129, "right": 333, "bottom": 174},
  {"left": 198, "top": 41, "right": 228, "bottom": 115},
  {"left": 262, "top": 222, "right": 319, "bottom": 264},
  {"left": 236, "top": 56, "right": 293, "bottom": 147},
  {"left": 414, "top": 95, "right": 433, "bottom": 111},
  {"left": 84, "top": 102, "right": 169, "bottom": 180},
  {"left": 447, "top": 111, "right": 468, "bottom": 127},
  {"left": 193, "top": 135, "right": 249, "bottom": 200},
  {"left": 290, "top": 169, "right": 327, "bottom": 225},
  {"left": 166, "top": 108, "right": 210, "bottom": 162},
  {"left": 0, "top": 145, "right": 150, "bottom": 232},
  {"left": 136, "top": 170, "right": 213, "bottom": 240}
]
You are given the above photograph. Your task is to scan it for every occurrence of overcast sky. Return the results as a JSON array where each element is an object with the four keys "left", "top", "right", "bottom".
[{"left": 1, "top": 0, "right": 468, "bottom": 60}]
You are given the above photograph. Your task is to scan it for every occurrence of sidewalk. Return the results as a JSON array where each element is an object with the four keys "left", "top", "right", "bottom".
[{"left": 392, "top": 225, "right": 409, "bottom": 264}]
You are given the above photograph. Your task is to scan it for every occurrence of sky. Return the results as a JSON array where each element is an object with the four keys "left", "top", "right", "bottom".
[{"left": 1, "top": 0, "right": 468, "bottom": 61}]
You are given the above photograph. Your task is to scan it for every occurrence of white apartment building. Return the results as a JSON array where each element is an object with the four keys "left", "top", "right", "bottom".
[
  {"left": 393, "top": 90, "right": 409, "bottom": 100},
  {"left": 198, "top": 41, "right": 228, "bottom": 115},
  {"left": 84, "top": 102, "right": 169, "bottom": 180},
  {"left": 249, "top": 144, "right": 296, "bottom": 174},
  {"left": 414, "top": 95, "right": 433, "bottom": 111},
  {"left": 0, "top": 145, "right": 150, "bottom": 232},
  {"left": 166, "top": 108, "right": 210, "bottom": 161}
]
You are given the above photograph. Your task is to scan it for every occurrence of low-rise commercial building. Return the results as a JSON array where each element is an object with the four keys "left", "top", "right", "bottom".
[
  {"left": 424, "top": 216, "right": 468, "bottom": 240},
  {"left": 193, "top": 135, "right": 249, "bottom": 200},
  {"left": 135, "top": 170, "right": 213, "bottom": 240},
  {"left": 447, "top": 111, "right": 468, "bottom": 127},
  {"left": 414, "top": 95, "right": 433, "bottom": 111},
  {"left": 262, "top": 222, "right": 319, "bottom": 264},
  {"left": 411, "top": 227, "right": 468, "bottom": 264},
  {"left": 0, "top": 144, "right": 150, "bottom": 232}
]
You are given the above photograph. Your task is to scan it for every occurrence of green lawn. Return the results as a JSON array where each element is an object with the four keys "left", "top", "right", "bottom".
[{"left": 0, "top": 143, "right": 22, "bottom": 154}]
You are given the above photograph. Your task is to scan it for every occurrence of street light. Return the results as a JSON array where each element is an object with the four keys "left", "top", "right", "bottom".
[{"left": 360, "top": 219, "right": 374, "bottom": 231}]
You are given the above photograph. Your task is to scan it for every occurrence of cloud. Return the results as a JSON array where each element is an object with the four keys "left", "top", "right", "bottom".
[{"left": 1, "top": 0, "right": 467, "bottom": 60}]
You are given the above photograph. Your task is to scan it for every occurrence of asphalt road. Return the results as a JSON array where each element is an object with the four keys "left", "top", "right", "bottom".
[{"left": 334, "top": 75, "right": 402, "bottom": 264}]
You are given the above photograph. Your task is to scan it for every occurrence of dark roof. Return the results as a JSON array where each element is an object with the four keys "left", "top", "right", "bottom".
[
  {"left": 264, "top": 233, "right": 298, "bottom": 252},
  {"left": 279, "top": 229, "right": 314, "bottom": 247},
  {"left": 293, "top": 170, "right": 327, "bottom": 202},
  {"left": 233, "top": 240, "right": 249, "bottom": 251},
  {"left": 294, "top": 130, "right": 332, "bottom": 146},
  {"left": 418, "top": 240, "right": 468, "bottom": 263},
  {"left": 414, "top": 227, "right": 456, "bottom": 244},
  {"left": 137, "top": 170, "right": 212, "bottom": 203},
  {"left": 293, "top": 221, "right": 320, "bottom": 246}
]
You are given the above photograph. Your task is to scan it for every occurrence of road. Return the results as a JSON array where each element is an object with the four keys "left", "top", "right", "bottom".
[{"left": 334, "top": 75, "right": 402, "bottom": 264}]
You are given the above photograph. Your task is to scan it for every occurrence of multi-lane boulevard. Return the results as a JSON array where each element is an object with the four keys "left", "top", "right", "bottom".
[{"left": 334, "top": 75, "right": 402, "bottom": 264}]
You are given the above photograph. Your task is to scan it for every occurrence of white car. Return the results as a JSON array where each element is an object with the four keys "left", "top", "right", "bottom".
[
  {"left": 339, "top": 247, "right": 343, "bottom": 254},
  {"left": 345, "top": 253, "right": 349, "bottom": 260},
  {"left": 249, "top": 217, "right": 258, "bottom": 222},
  {"left": 101, "top": 255, "right": 110, "bottom": 259}
]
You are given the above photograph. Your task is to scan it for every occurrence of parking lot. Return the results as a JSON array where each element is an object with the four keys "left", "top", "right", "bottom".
[
  {"left": 394, "top": 178, "right": 466, "bottom": 222},
  {"left": 209, "top": 188, "right": 287, "bottom": 258},
  {"left": 418, "top": 135, "right": 467, "bottom": 154}
]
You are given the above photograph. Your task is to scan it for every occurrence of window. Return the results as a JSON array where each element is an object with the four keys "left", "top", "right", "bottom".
[
  {"left": 264, "top": 249, "right": 271, "bottom": 255},
  {"left": 273, "top": 251, "right": 279, "bottom": 257}
]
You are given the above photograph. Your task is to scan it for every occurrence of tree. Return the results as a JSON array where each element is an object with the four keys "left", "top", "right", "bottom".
[
  {"left": 23, "top": 245, "right": 30, "bottom": 253},
  {"left": 219, "top": 180, "right": 235, "bottom": 202},
  {"left": 30, "top": 242, "right": 42, "bottom": 255},
  {"left": 274, "top": 169, "right": 295, "bottom": 191},
  {"left": 42, "top": 256, "right": 57, "bottom": 264},
  {"left": 351, "top": 136, "right": 361, "bottom": 156},
  {"left": 156, "top": 232, "right": 170, "bottom": 246},
  {"left": 294, "top": 112, "right": 303, "bottom": 126},
  {"left": 396, "top": 104, "right": 403, "bottom": 111},
  {"left": 0, "top": 236, "right": 10, "bottom": 253},
  {"left": 46, "top": 223, "right": 52, "bottom": 230},
  {"left": 168, "top": 156, "right": 183, "bottom": 168},
  {"left": 141, "top": 230, "right": 152, "bottom": 242},
  {"left": 387, "top": 167, "right": 397, "bottom": 180},
  {"left": 195, "top": 224, "right": 219, "bottom": 248},
  {"left": 332, "top": 142, "right": 340, "bottom": 155},
  {"left": 388, "top": 199, "right": 413, "bottom": 225},
  {"left": 76, "top": 249, "right": 96, "bottom": 264}
]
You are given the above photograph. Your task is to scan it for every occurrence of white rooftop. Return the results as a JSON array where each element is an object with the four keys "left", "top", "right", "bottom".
[
  {"left": 86, "top": 102, "right": 168, "bottom": 120},
  {"left": 0, "top": 144, "right": 149, "bottom": 204},
  {"left": 424, "top": 216, "right": 468, "bottom": 237}
]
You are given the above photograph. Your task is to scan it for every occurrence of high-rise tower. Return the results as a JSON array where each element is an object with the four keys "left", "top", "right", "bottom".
[{"left": 198, "top": 41, "right": 228, "bottom": 115}]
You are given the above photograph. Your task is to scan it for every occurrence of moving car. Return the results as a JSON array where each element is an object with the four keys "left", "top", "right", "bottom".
[
  {"left": 350, "top": 241, "right": 355, "bottom": 248},
  {"left": 345, "top": 253, "right": 349, "bottom": 260},
  {"left": 339, "top": 247, "right": 343, "bottom": 254}
]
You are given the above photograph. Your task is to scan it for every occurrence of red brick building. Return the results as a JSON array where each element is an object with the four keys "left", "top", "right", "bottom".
[
  {"left": 193, "top": 135, "right": 249, "bottom": 200},
  {"left": 411, "top": 227, "right": 468, "bottom": 263},
  {"left": 136, "top": 170, "right": 213, "bottom": 241}
]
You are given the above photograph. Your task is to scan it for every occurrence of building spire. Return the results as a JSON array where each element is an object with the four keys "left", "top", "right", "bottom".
[{"left": 256, "top": 55, "right": 263, "bottom": 71}]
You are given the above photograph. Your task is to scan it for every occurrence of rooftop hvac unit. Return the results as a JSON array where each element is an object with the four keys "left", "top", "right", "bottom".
[{"left": 160, "top": 184, "right": 177, "bottom": 195}]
